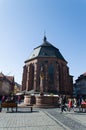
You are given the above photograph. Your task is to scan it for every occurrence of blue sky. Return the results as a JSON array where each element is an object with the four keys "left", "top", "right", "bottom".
[{"left": 0, "top": 0, "right": 86, "bottom": 84}]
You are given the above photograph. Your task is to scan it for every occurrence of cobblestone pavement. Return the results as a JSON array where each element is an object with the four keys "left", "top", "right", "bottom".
[
  {"left": 0, "top": 108, "right": 69, "bottom": 130},
  {"left": 42, "top": 108, "right": 86, "bottom": 130},
  {"left": 0, "top": 107, "right": 86, "bottom": 130}
]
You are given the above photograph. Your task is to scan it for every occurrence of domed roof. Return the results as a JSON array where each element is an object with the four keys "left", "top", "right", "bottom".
[{"left": 25, "top": 36, "right": 66, "bottom": 63}]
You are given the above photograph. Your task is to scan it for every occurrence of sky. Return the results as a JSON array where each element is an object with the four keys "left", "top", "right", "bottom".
[{"left": 0, "top": 0, "right": 86, "bottom": 84}]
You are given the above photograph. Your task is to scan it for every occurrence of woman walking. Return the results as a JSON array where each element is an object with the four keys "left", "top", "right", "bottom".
[{"left": 68, "top": 98, "right": 73, "bottom": 111}]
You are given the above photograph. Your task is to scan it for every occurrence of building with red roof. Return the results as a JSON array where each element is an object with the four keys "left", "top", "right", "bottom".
[{"left": 0, "top": 72, "right": 15, "bottom": 96}]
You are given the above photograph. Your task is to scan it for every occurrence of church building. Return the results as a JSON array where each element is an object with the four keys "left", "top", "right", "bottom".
[{"left": 22, "top": 36, "right": 73, "bottom": 96}]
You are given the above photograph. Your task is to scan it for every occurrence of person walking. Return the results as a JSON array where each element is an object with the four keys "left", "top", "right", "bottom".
[
  {"left": 72, "top": 98, "right": 77, "bottom": 111},
  {"left": 60, "top": 95, "right": 67, "bottom": 113},
  {"left": 0, "top": 96, "right": 2, "bottom": 112},
  {"left": 18, "top": 95, "right": 21, "bottom": 104},
  {"left": 2, "top": 95, "right": 5, "bottom": 103},
  {"left": 68, "top": 98, "right": 73, "bottom": 111}
]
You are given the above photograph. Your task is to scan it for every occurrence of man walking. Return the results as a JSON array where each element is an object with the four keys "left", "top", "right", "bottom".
[{"left": 60, "top": 95, "right": 67, "bottom": 113}]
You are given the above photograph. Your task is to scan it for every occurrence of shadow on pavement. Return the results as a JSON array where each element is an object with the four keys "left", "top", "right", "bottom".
[{"left": 5, "top": 110, "right": 39, "bottom": 113}]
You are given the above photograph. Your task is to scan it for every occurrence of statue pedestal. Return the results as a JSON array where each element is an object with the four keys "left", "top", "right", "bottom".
[
  {"left": 24, "top": 95, "right": 36, "bottom": 105},
  {"left": 24, "top": 95, "right": 31, "bottom": 104}
]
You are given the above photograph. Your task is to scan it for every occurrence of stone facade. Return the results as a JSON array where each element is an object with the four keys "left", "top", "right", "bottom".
[{"left": 22, "top": 36, "right": 73, "bottom": 96}]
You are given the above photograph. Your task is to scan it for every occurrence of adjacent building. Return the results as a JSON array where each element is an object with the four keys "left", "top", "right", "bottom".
[
  {"left": 74, "top": 72, "right": 86, "bottom": 97},
  {"left": 0, "top": 72, "right": 15, "bottom": 96},
  {"left": 22, "top": 36, "right": 73, "bottom": 96},
  {"left": 14, "top": 82, "right": 22, "bottom": 94}
]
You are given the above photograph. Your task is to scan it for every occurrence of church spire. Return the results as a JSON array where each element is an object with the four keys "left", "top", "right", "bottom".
[
  {"left": 43, "top": 31, "right": 47, "bottom": 42},
  {"left": 43, "top": 35, "right": 47, "bottom": 42}
]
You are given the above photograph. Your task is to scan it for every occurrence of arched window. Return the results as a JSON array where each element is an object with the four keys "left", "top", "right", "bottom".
[{"left": 48, "top": 65, "right": 54, "bottom": 85}]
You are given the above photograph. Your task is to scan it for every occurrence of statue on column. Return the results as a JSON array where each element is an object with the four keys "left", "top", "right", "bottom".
[{"left": 40, "top": 64, "right": 44, "bottom": 96}]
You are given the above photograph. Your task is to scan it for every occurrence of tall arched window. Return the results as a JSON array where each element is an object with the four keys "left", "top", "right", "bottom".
[{"left": 48, "top": 65, "right": 54, "bottom": 85}]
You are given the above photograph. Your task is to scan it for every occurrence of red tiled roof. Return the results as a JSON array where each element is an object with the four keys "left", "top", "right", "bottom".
[
  {"left": 6, "top": 76, "right": 14, "bottom": 83},
  {"left": 0, "top": 72, "right": 14, "bottom": 83}
]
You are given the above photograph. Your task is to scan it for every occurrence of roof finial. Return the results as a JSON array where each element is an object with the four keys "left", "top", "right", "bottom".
[{"left": 43, "top": 31, "right": 47, "bottom": 42}]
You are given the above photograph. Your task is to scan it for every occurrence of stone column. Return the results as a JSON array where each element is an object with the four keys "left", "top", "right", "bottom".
[
  {"left": 40, "top": 65, "right": 44, "bottom": 95},
  {"left": 40, "top": 76, "right": 44, "bottom": 95},
  {"left": 45, "top": 64, "right": 48, "bottom": 92}
]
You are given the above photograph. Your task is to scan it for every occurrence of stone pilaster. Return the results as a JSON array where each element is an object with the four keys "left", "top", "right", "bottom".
[
  {"left": 26, "top": 65, "right": 30, "bottom": 91},
  {"left": 33, "top": 63, "right": 37, "bottom": 91}
]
